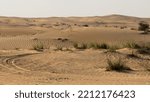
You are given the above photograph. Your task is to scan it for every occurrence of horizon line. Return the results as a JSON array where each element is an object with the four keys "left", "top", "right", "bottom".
[{"left": 0, "top": 14, "right": 150, "bottom": 19}]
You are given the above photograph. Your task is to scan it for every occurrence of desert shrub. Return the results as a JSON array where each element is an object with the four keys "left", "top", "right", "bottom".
[
  {"left": 32, "top": 38, "right": 38, "bottom": 41},
  {"left": 130, "top": 28, "right": 136, "bottom": 30},
  {"left": 62, "top": 38, "right": 69, "bottom": 42},
  {"left": 88, "top": 43, "right": 96, "bottom": 49},
  {"left": 83, "top": 24, "right": 89, "bottom": 27},
  {"left": 73, "top": 43, "right": 87, "bottom": 49},
  {"left": 124, "top": 42, "right": 141, "bottom": 49},
  {"left": 88, "top": 43, "right": 100, "bottom": 49},
  {"left": 15, "top": 48, "right": 20, "bottom": 50},
  {"left": 136, "top": 43, "right": 150, "bottom": 54},
  {"left": 98, "top": 43, "right": 109, "bottom": 49},
  {"left": 127, "top": 50, "right": 139, "bottom": 58},
  {"left": 55, "top": 46, "right": 63, "bottom": 51},
  {"left": 73, "top": 42, "right": 78, "bottom": 49},
  {"left": 106, "top": 45, "right": 119, "bottom": 53},
  {"left": 106, "top": 58, "right": 131, "bottom": 72},
  {"left": 141, "top": 44, "right": 150, "bottom": 50},
  {"left": 57, "top": 38, "right": 69, "bottom": 42},
  {"left": 64, "top": 48, "right": 73, "bottom": 52},
  {"left": 57, "top": 38, "right": 62, "bottom": 40},
  {"left": 78, "top": 43, "right": 88, "bottom": 49},
  {"left": 137, "top": 44, "right": 150, "bottom": 54},
  {"left": 120, "top": 27, "right": 124, "bottom": 29},
  {"left": 88, "top": 43, "right": 110, "bottom": 49},
  {"left": 33, "top": 43, "right": 44, "bottom": 51},
  {"left": 137, "top": 49, "right": 150, "bottom": 55},
  {"left": 138, "top": 21, "right": 150, "bottom": 34}
]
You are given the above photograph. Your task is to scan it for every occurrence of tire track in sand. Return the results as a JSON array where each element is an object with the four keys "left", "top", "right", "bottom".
[{"left": 0, "top": 53, "right": 39, "bottom": 73}]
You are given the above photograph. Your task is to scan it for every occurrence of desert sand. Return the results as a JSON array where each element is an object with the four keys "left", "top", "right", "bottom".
[{"left": 0, "top": 15, "right": 150, "bottom": 84}]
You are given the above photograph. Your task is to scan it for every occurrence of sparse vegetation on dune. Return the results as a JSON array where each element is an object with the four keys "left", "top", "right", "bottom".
[
  {"left": 79, "top": 43, "right": 88, "bottom": 49},
  {"left": 82, "top": 24, "right": 89, "bottom": 27},
  {"left": 88, "top": 43, "right": 102, "bottom": 49},
  {"left": 106, "top": 58, "right": 131, "bottom": 72},
  {"left": 73, "top": 42, "right": 110, "bottom": 50},
  {"left": 57, "top": 38, "right": 69, "bottom": 42},
  {"left": 127, "top": 50, "right": 139, "bottom": 58},
  {"left": 73, "top": 42, "right": 78, "bottom": 49},
  {"left": 138, "top": 21, "right": 150, "bottom": 34},
  {"left": 73, "top": 42, "right": 88, "bottom": 49},
  {"left": 72, "top": 42, "right": 150, "bottom": 55},
  {"left": 123, "top": 42, "right": 150, "bottom": 54},
  {"left": 88, "top": 43, "right": 97, "bottom": 49},
  {"left": 64, "top": 48, "right": 73, "bottom": 52},
  {"left": 130, "top": 28, "right": 137, "bottom": 31},
  {"left": 134, "top": 43, "right": 150, "bottom": 55},
  {"left": 97, "top": 43, "right": 110, "bottom": 49},
  {"left": 55, "top": 46, "right": 63, "bottom": 51},
  {"left": 137, "top": 48, "right": 150, "bottom": 55},
  {"left": 105, "top": 45, "right": 119, "bottom": 53},
  {"left": 33, "top": 42, "right": 44, "bottom": 51},
  {"left": 123, "top": 42, "right": 141, "bottom": 49}
]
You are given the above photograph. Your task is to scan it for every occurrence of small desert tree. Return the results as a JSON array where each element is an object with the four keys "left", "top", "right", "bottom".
[{"left": 138, "top": 21, "right": 149, "bottom": 34}]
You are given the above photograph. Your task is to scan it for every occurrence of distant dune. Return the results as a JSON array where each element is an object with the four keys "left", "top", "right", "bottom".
[
  {"left": 0, "top": 14, "right": 150, "bottom": 49},
  {"left": 0, "top": 14, "right": 150, "bottom": 27}
]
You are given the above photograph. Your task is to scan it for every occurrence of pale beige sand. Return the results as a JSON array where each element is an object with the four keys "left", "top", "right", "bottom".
[
  {"left": 0, "top": 15, "right": 150, "bottom": 84},
  {"left": 0, "top": 49, "right": 149, "bottom": 85}
]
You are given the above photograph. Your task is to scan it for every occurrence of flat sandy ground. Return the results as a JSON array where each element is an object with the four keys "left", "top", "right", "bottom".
[{"left": 0, "top": 15, "right": 150, "bottom": 84}]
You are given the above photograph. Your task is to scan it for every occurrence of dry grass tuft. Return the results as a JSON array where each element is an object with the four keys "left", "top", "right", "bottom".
[
  {"left": 73, "top": 42, "right": 88, "bottom": 49},
  {"left": 123, "top": 42, "right": 141, "bottom": 49},
  {"left": 33, "top": 42, "right": 44, "bottom": 51},
  {"left": 106, "top": 58, "right": 131, "bottom": 72}
]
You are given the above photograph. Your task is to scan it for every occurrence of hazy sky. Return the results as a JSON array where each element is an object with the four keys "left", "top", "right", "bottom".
[{"left": 0, "top": 0, "right": 150, "bottom": 17}]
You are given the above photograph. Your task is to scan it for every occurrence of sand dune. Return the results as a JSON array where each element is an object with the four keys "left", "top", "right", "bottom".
[{"left": 0, "top": 15, "right": 150, "bottom": 84}]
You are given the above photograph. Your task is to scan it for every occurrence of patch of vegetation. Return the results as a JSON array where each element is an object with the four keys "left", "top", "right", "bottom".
[
  {"left": 130, "top": 28, "right": 136, "bottom": 30},
  {"left": 64, "top": 48, "right": 73, "bottom": 52},
  {"left": 33, "top": 42, "right": 44, "bottom": 51},
  {"left": 88, "top": 43, "right": 101, "bottom": 49},
  {"left": 55, "top": 46, "right": 63, "bottom": 51},
  {"left": 79, "top": 43, "right": 88, "bottom": 49},
  {"left": 106, "top": 58, "right": 131, "bottom": 72},
  {"left": 62, "top": 38, "right": 69, "bottom": 42},
  {"left": 88, "top": 43, "right": 96, "bottom": 49},
  {"left": 120, "top": 26, "right": 125, "bottom": 29},
  {"left": 98, "top": 43, "right": 110, "bottom": 49},
  {"left": 82, "top": 24, "right": 89, "bottom": 27},
  {"left": 127, "top": 51, "right": 139, "bottom": 58},
  {"left": 106, "top": 45, "right": 119, "bottom": 53},
  {"left": 84, "top": 42, "right": 110, "bottom": 49},
  {"left": 124, "top": 42, "right": 141, "bottom": 49},
  {"left": 137, "top": 48, "right": 150, "bottom": 55},
  {"left": 15, "top": 48, "right": 20, "bottom": 50},
  {"left": 136, "top": 43, "right": 150, "bottom": 54},
  {"left": 138, "top": 21, "right": 150, "bottom": 34},
  {"left": 73, "top": 42, "right": 88, "bottom": 49},
  {"left": 57, "top": 38, "right": 69, "bottom": 42},
  {"left": 74, "top": 42, "right": 111, "bottom": 50},
  {"left": 57, "top": 38, "right": 62, "bottom": 40},
  {"left": 73, "top": 42, "right": 78, "bottom": 49}
]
